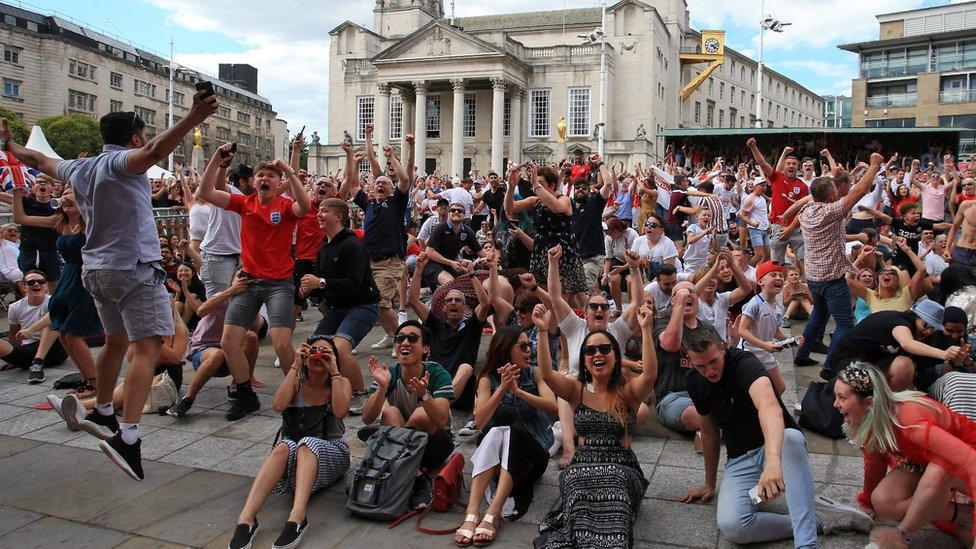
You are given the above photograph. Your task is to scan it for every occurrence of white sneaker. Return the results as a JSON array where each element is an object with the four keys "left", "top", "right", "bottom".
[
  {"left": 55, "top": 393, "right": 85, "bottom": 432},
  {"left": 548, "top": 421, "right": 563, "bottom": 457},
  {"left": 371, "top": 335, "right": 394, "bottom": 350},
  {"left": 397, "top": 310, "right": 408, "bottom": 326},
  {"left": 274, "top": 357, "right": 281, "bottom": 368},
  {"left": 458, "top": 418, "right": 479, "bottom": 437},
  {"left": 815, "top": 495, "right": 873, "bottom": 535}
]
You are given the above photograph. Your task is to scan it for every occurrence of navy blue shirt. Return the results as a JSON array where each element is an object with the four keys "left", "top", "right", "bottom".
[
  {"left": 354, "top": 187, "right": 408, "bottom": 260},
  {"left": 571, "top": 193, "right": 607, "bottom": 258}
]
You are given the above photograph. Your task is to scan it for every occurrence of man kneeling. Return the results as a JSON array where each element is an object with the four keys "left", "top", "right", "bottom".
[
  {"left": 679, "top": 327, "right": 873, "bottom": 546},
  {"left": 359, "top": 320, "right": 455, "bottom": 469}
]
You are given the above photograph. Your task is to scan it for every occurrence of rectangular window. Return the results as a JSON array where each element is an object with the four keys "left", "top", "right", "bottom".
[
  {"left": 389, "top": 93, "right": 403, "bottom": 140},
  {"left": 719, "top": 81, "right": 725, "bottom": 99},
  {"left": 110, "top": 72, "right": 123, "bottom": 89},
  {"left": 463, "top": 93, "right": 476, "bottom": 138},
  {"left": 706, "top": 101, "right": 715, "bottom": 126},
  {"left": 216, "top": 126, "right": 230, "bottom": 140},
  {"left": 529, "top": 89, "right": 551, "bottom": 137},
  {"left": 218, "top": 106, "right": 231, "bottom": 118},
  {"left": 254, "top": 136, "right": 263, "bottom": 150},
  {"left": 3, "top": 46, "right": 19, "bottom": 64},
  {"left": 237, "top": 111, "right": 250, "bottom": 124},
  {"left": 237, "top": 131, "right": 251, "bottom": 146},
  {"left": 503, "top": 95, "right": 511, "bottom": 137},
  {"left": 426, "top": 96, "right": 441, "bottom": 139},
  {"left": 694, "top": 101, "right": 701, "bottom": 124},
  {"left": 567, "top": 87, "right": 590, "bottom": 137},
  {"left": 2, "top": 78, "right": 19, "bottom": 98},
  {"left": 68, "top": 89, "right": 96, "bottom": 112},
  {"left": 68, "top": 58, "right": 97, "bottom": 82},
  {"left": 134, "top": 106, "right": 156, "bottom": 126},
  {"left": 718, "top": 109, "right": 724, "bottom": 127},
  {"left": 254, "top": 115, "right": 262, "bottom": 128},
  {"left": 730, "top": 85, "right": 735, "bottom": 103},
  {"left": 357, "top": 95, "right": 375, "bottom": 141},
  {"left": 171, "top": 90, "right": 184, "bottom": 107},
  {"left": 708, "top": 78, "right": 714, "bottom": 95},
  {"left": 134, "top": 79, "right": 156, "bottom": 98},
  {"left": 110, "top": 100, "right": 122, "bottom": 113}
]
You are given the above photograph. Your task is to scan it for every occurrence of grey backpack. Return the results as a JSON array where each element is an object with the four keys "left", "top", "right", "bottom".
[{"left": 345, "top": 426, "right": 428, "bottom": 520}]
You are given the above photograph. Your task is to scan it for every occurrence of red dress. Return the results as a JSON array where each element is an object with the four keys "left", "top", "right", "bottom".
[{"left": 857, "top": 398, "right": 976, "bottom": 535}]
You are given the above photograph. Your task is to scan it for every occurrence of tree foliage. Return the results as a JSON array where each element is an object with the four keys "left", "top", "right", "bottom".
[
  {"left": 0, "top": 106, "right": 30, "bottom": 144},
  {"left": 37, "top": 114, "right": 103, "bottom": 159}
]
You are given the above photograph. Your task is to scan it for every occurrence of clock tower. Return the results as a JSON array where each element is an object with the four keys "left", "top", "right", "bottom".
[{"left": 677, "top": 30, "right": 726, "bottom": 101}]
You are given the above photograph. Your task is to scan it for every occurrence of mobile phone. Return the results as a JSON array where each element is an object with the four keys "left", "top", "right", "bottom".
[
  {"left": 237, "top": 270, "right": 251, "bottom": 279},
  {"left": 749, "top": 485, "right": 765, "bottom": 505},
  {"left": 219, "top": 142, "right": 237, "bottom": 159},
  {"left": 299, "top": 125, "right": 306, "bottom": 135},
  {"left": 195, "top": 81, "right": 215, "bottom": 99},
  {"left": 774, "top": 337, "right": 799, "bottom": 348}
]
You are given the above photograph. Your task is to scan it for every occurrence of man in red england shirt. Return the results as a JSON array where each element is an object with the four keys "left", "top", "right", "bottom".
[
  {"left": 199, "top": 142, "right": 310, "bottom": 420},
  {"left": 290, "top": 133, "right": 329, "bottom": 323},
  {"left": 748, "top": 138, "right": 808, "bottom": 265}
]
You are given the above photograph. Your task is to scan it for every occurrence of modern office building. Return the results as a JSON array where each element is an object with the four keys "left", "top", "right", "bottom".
[
  {"left": 313, "top": 0, "right": 823, "bottom": 175},
  {"left": 0, "top": 2, "right": 277, "bottom": 167},
  {"left": 822, "top": 95, "right": 853, "bottom": 128}
]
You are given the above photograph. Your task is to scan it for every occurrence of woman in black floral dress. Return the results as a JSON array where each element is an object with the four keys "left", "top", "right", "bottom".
[
  {"left": 531, "top": 303, "right": 658, "bottom": 548},
  {"left": 503, "top": 163, "right": 587, "bottom": 297}
]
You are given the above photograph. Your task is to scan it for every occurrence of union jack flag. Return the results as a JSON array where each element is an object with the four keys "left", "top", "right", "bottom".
[{"left": 0, "top": 150, "right": 34, "bottom": 191}]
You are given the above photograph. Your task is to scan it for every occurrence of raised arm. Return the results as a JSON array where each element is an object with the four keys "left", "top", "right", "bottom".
[
  {"left": 532, "top": 304, "right": 582, "bottom": 405},
  {"left": 820, "top": 148, "right": 837, "bottom": 174},
  {"left": 859, "top": 204, "right": 892, "bottom": 226},
  {"left": 625, "top": 305, "right": 658, "bottom": 406},
  {"left": 198, "top": 143, "right": 235, "bottom": 209},
  {"left": 843, "top": 152, "right": 884, "bottom": 211},
  {"left": 275, "top": 157, "right": 310, "bottom": 218},
  {"left": 11, "top": 188, "right": 57, "bottom": 228},
  {"left": 338, "top": 140, "right": 360, "bottom": 201},
  {"left": 775, "top": 146, "right": 793, "bottom": 173},
  {"left": 363, "top": 124, "right": 382, "bottom": 177},
  {"left": 385, "top": 145, "right": 411, "bottom": 194},
  {"left": 405, "top": 133, "right": 416, "bottom": 182},
  {"left": 407, "top": 253, "right": 431, "bottom": 322},
  {"left": 546, "top": 244, "right": 573, "bottom": 324},
  {"left": 503, "top": 165, "right": 537, "bottom": 215},
  {"left": 747, "top": 137, "right": 773, "bottom": 179},
  {"left": 0, "top": 120, "right": 60, "bottom": 178},
  {"left": 127, "top": 91, "right": 217, "bottom": 175}
]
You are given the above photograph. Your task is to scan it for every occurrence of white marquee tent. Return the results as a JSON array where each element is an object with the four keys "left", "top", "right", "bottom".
[{"left": 25, "top": 126, "right": 61, "bottom": 160}]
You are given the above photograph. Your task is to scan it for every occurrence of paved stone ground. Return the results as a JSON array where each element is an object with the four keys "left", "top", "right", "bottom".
[{"left": 0, "top": 309, "right": 962, "bottom": 548}]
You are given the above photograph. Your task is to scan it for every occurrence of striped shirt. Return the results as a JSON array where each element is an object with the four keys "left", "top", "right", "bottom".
[
  {"left": 799, "top": 199, "right": 855, "bottom": 282},
  {"left": 694, "top": 194, "right": 728, "bottom": 233},
  {"left": 368, "top": 361, "right": 456, "bottom": 423}
]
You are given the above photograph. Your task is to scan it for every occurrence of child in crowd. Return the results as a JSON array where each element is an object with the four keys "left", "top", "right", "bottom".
[
  {"left": 781, "top": 266, "right": 812, "bottom": 322},
  {"left": 736, "top": 260, "right": 801, "bottom": 395}
]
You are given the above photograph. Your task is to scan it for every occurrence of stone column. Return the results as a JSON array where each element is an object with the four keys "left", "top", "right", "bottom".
[
  {"left": 400, "top": 90, "right": 414, "bottom": 173},
  {"left": 451, "top": 78, "right": 465, "bottom": 179},
  {"left": 413, "top": 81, "right": 427, "bottom": 175},
  {"left": 375, "top": 82, "right": 390, "bottom": 170},
  {"left": 510, "top": 87, "right": 523, "bottom": 165},
  {"left": 490, "top": 76, "right": 507, "bottom": 175}
]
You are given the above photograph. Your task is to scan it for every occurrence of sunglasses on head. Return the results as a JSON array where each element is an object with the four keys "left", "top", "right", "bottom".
[
  {"left": 587, "top": 303, "right": 610, "bottom": 311},
  {"left": 394, "top": 332, "right": 422, "bottom": 344},
  {"left": 583, "top": 343, "right": 613, "bottom": 356},
  {"left": 24, "top": 279, "right": 46, "bottom": 286}
]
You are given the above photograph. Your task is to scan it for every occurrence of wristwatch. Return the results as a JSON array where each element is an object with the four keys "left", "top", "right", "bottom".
[{"left": 318, "top": 278, "right": 326, "bottom": 289}]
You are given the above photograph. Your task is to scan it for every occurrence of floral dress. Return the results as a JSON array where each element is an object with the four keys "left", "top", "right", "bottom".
[{"left": 529, "top": 200, "right": 586, "bottom": 294}]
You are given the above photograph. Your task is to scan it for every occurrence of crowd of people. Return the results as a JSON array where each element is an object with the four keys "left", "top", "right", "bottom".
[{"left": 0, "top": 86, "right": 974, "bottom": 549}]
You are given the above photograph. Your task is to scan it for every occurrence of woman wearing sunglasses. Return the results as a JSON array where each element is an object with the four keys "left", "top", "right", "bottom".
[
  {"left": 228, "top": 335, "right": 351, "bottom": 549},
  {"left": 533, "top": 303, "right": 658, "bottom": 548},
  {"left": 454, "top": 327, "right": 557, "bottom": 546}
]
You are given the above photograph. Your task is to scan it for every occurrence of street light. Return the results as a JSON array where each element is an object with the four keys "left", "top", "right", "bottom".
[
  {"left": 579, "top": 0, "right": 607, "bottom": 156},
  {"left": 755, "top": 4, "right": 790, "bottom": 128}
]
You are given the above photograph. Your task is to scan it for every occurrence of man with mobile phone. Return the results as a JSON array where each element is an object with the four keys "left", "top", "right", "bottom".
[{"left": 0, "top": 89, "right": 218, "bottom": 480}]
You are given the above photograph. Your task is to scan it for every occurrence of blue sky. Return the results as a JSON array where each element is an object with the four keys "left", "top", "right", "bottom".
[{"left": 24, "top": 0, "right": 965, "bottom": 135}]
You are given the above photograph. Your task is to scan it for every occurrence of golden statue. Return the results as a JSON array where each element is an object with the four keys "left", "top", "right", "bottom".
[
  {"left": 193, "top": 127, "right": 203, "bottom": 148},
  {"left": 556, "top": 116, "right": 567, "bottom": 143}
]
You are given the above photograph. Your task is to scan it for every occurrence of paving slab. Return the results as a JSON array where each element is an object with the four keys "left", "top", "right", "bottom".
[
  {"left": 114, "top": 536, "right": 189, "bottom": 549},
  {"left": 0, "top": 433, "right": 40, "bottom": 459},
  {"left": 156, "top": 435, "right": 256, "bottom": 469},
  {"left": 211, "top": 413, "right": 282, "bottom": 443},
  {"left": 634, "top": 498, "right": 720, "bottom": 548},
  {"left": 0, "top": 516, "right": 131, "bottom": 548},
  {"left": 134, "top": 480, "right": 253, "bottom": 547},
  {"left": 0, "top": 442, "right": 107, "bottom": 505},
  {"left": 0, "top": 408, "right": 61, "bottom": 436},
  {"left": 0, "top": 505, "right": 43, "bottom": 537}
]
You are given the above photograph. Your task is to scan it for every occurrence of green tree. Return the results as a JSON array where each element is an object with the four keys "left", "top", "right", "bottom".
[
  {"left": 37, "top": 114, "right": 102, "bottom": 159},
  {"left": 0, "top": 106, "right": 30, "bottom": 144}
]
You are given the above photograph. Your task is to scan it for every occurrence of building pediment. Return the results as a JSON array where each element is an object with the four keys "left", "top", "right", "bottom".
[
  {"left": 372, "top": 21, "right": 503, "bottom": 63},
  {"left": 566, "top": 143, "right": 592, "bottom": 155},
  {"left": 523, "top": 144, "right": 553, "bottom": 155}
]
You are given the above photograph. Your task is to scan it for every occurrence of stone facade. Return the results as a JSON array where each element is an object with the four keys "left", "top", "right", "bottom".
[
  {"left": 0, "top": 4, "right": 277, "bottom": 167},
  {"left": 314, "top": 0, "right": 823, "bottom": 176}
]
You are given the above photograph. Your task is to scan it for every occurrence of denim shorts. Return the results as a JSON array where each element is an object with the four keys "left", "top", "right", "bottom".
[
  {"left": 199, "top": 252, "right": 239, "bottom": 299},
  {"left": 190, "top": 345, "right": 229, "bottom": 377},
  {"left": 315, "top": 304, "right": 379, "bottom": 348},
  {"left": 18, "top": 249, "right": 62, "bottom": 281},
  {"left": 82, "top": 262, "right": 174, "bottom": 341},
  {"left": 656, "top": 390, "right": 694, "bottom": 432},
  {"left": 225, "top": 278, "right": 295, "bottom": 328},
  {"left": 747, "top": 227, "right": 770, "bottom": 247}
]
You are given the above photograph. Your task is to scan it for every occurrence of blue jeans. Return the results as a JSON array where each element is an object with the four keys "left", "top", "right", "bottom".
[
  {"left": 716, "top": 429, "right": 819, "bottom": 548},
  {"left": 796, "top": 277, "right": 853, "bottom": 368}
]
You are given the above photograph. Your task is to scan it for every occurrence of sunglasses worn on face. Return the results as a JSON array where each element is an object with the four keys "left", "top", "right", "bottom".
[
  {"left": 587, "top": 303, "right": 610, "bottom": 311},
  {"left": 516, "top": 342, "right": 531, "bottom": 352},
  {"left": 449, "top": 208, "right": 464, "bottom": 213},
  {"left": 394, "top": 333, "right": 422, "bottom": 344},
  {"left": 583, "top": 343, "right": 613, "bottom": 356},
  {"left": 444, "top": 296, "right": 464, "bottom": 303},
  {"left": 24, "top": 279, "right": 46, "bottom": 286},
  {"left": 645, "top": 223, "right": 660, "bottom": 229}
]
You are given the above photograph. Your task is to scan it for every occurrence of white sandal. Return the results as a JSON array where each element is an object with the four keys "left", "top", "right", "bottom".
[
  {"left": 454, "top": 514, "right": 479, "bottom": 547},
  {"left": 473, "top": 513, "right": 502, "bottom": 547}
]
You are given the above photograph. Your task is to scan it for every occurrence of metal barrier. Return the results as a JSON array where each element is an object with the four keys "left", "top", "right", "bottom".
[{"left": 154, "top": 208, "right": 189, "bottom": 239}]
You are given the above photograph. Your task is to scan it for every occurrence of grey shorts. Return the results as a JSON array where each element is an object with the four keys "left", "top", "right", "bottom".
[
  {"left": 582, "top": 256, "right": 603, "bottom": 290},
  {"left": 656, "top": 390, "right": 694, "bottom": 433},
  {"left": 82, "top": 262, "right": 175, "bottom": 341},
  {"left": 225, "top": 278, "right": 295, "bottom": 328},
  {"left": 200, "top": 252, "right": 239, "bottom": 299}
]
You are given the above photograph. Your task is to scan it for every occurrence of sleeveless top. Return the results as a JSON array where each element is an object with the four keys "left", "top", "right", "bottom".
[{"left": 482, "top": 367, "right": 554, "bottom": 450}]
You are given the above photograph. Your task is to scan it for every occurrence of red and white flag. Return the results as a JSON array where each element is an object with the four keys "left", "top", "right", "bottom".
[{"left": 0, "top": 150, "right": 34, "bottom": 191}]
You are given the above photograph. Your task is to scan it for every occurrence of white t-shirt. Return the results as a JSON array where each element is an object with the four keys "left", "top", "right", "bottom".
[
  {"left": 696, "top": 291, "right": 733, "bottom": 341},
  {"left": 188, "top": 203, "right": 212, "bottom": 242},
  {"left": 925, "top": 252, "right": 949, "bottom": 278},
  {"left": 741, "top": 193, "right": 770, "bottom": 230},
  {"left": 682, "top": 224, "right": 712, "bottom": 271},
  {"left": 630, "top": 235, "right": 678, "bottom": 268},
  {"left": 440, "top": 188, "right": 474, "bottom": 219},
  {"left": 643, "top": 280, "right": 673, "bottom": 313},
  {"left": 8, "top": 295, "right": 50, "bottom": 345},
  {"left": 604, "top": 228, "right": 640, "bottom": 262},
  {"left": 559, "top": 313, "right": 633, "bottom": 376},
  {"left": 201, "top": 184, "right": 244, "bottom": 255},
  {"left": 737, "top": 294, "right": 782, "bottom": 368},
  {"left": 714, "top": 184, "right": 737, "bottom": 216}
]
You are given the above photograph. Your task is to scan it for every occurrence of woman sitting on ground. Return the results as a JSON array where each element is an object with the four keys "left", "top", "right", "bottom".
[
  {"left": 454, "top": 327, "right": 557, "bottom": 547},
  {"left": 833, "top": 363, "right": 975, "bottom": 549},
  {"left": 228, "top": 335, "right": 351, "bottom": 549},
  {"left": 534, "top": 303, "right": 658, "bottom": 548}
]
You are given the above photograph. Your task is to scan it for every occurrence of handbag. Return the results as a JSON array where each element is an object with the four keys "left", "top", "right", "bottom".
[
  {"left": 388, "top": 452, "right": 467, "bottom": 535},
  {"left": 280, "top": 405, "right": 327, "bottom": 441},
  {"left": 142, "top": 371, "right": 178, "bottom": 414},
  {"left": 798, "top": 379, "right": 845, "bottom": 439}
]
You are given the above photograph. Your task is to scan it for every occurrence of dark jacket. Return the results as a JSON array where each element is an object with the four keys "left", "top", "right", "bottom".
[{"left": 311, "top": 228, "right": 380, "bottom": 309}]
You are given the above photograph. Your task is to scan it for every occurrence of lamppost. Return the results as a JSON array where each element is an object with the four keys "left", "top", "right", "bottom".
[
  {"left": 755, "top": 5, "right": 790, "bottom": 128},
  {"left": 579, "top": 0, "right": 607, "bottom": 156}
]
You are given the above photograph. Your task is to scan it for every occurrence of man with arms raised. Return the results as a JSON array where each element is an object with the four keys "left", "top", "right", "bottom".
[{"left": 0, "top": 90, "right": 217, "bottom": 479}]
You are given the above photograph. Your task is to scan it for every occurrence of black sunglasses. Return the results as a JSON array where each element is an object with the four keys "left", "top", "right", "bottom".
[
  {"left": 515, "top": 341, "right": 532, "bottom": 352},
  {"left": 443, "top": 296, "right": 465, "bottom": 303},
  {"left": 583, "top": 343, "right": 614, "bottom": 356},
  {"left": 587, "top": 303, "right": 610, "bottom": 311},
  {"left": 645, "top": 222, "right": 660, "bottom": 229},
  {"left": 394, "top": 333, "right": 422, "bottom": 344},
  {"left": 24, "top": 279, "right": 46, "bottom": 286},
  {"left": 449, "top": 208, "right": 465, "bottom": 213}
]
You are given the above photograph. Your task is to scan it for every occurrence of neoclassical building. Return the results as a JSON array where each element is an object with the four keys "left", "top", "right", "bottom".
[{"left": 311, "top": 0, "right": 823, "bottom": 176}]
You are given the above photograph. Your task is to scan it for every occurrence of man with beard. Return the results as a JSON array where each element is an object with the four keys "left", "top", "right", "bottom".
[
  {"left": 199, "top": 143, "right": 310, "bottom": 421},
  {"left": 409, "top": 252, "right": 490, "bottom": 409},
  {"left": 476, "top": 170, "right": 505, "bottom": 229},
  {"left": 197, "top": 163, "right": 254, "bottom": 298},
  {"left": 747, "top": 140, "right": 809, "bottom": 264},
  {"left": 572, "top": 165, "right": 614, "bottom": 296}
]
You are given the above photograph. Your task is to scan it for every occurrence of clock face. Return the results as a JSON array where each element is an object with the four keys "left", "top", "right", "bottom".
[{"left": 704, "top": 37, "right": 720, "bottom": 54}]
